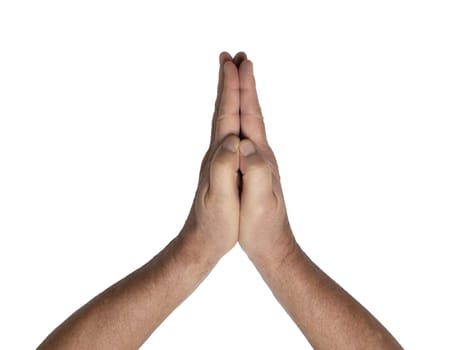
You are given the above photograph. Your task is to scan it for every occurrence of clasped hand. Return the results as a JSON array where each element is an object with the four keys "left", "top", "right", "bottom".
[
  {"left": 37, "top": 51, "right": 403, "bottom": 350},
  {"left": 182, "top": 52, "right": 295, "bottom": 266}
]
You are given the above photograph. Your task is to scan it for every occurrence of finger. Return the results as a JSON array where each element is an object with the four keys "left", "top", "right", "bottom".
[
  {"left": 239, "top": 139, "right": 273, "bottom": 200},
  {"left": 233, "top": 51, "right": 247, "bottom": 68},
  {"left": 214, "top": 52, "right": 233, "bottom": 112},
  {"left": 210, "top": 52, "right": 233, "bottom": 146},
  {"left": 213, "top": 60, "right": 240, "bottom": 145},
  {"left": 239, "top": 60, "right": 268, "bottom": 146},
  {"left": 208, "top": 134, "right": 240, "bottom": 197}
]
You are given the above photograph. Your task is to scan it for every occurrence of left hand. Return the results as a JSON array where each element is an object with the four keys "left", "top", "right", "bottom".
[{"left": 237, "top": 57, "right": 296, "bottom": 265}]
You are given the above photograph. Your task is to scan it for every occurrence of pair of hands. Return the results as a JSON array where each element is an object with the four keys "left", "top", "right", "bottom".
[
  {"left": 183, "top": 52, "right": 296, "bottom": 265},
  {"left": 36, "top": 51, "right": 404, "bottom": 350}
]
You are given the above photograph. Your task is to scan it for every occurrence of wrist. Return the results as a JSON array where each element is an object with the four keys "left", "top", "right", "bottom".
[
  {"left": 177, "top": 226, "right": 225, "bottom": 269},
  {"left": 248, "top": 231, "right": 301, "bottom": 272}
]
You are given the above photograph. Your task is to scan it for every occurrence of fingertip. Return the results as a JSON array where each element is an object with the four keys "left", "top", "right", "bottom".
[
  {"left": 239, "top": 139, "right": 256, "bottom": 157},
  {"left": 233, "top": 51, "right": 248, "bottom": 68},
  {"left": 223, "top": 60, "right": 234, "bottom": 71},
  {"left": 238, "top": 140, "right": 273, "bottom": 195},
  {"left": 208, "top": 135, "right": 241, "bottom": 196},
  {"left": 239, "top": 60, "right": 256, "bottom": 87},
  {"left": 220, "top": 51, "right": 233, "bottom": 65},
  {"left": 222, "top": 134, "right": 240, "bottom": 152},
  {"left": 222, "top": 61, "right": 239, "bottom": 82},
  {"left": 240, "top": 59, "right": 253, "bottom": 72}
]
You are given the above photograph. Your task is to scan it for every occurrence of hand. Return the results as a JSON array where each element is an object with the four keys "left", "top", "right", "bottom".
[
  {"left": 181, "top": 53, "right": 242, "bottom": 262},
  {"left": 237, "top": 58, "right": 297, "bottom": 265},
  {"left": 37, "top": 52, "right": 403, "bottom": 350}
]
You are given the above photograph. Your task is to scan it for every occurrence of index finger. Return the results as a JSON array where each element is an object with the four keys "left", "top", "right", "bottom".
[
  {"left": 239, "top": 60, "right": 268, "bottom": 146},
  {"left": 212, "top": 59, "right": 240, "bottom": 146}
]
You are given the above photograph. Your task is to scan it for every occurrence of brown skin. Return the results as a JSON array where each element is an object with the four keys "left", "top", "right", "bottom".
[
  {"left": 37, "top": 52, "right": 241, "bottom": 350},
  {"left": 237, "top": 57, "right": 403, "bottom": 349},
  {"left": 38, "top": 52, "right": 403, "bottom": 350}
]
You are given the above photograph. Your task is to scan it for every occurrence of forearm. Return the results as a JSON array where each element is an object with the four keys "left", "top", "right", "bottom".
[
  {"left": 38, "top": 228, "right": 218, "bottom": 350},
  {"left": 252, "top": 237, "right": 403, "bottom": 350}
]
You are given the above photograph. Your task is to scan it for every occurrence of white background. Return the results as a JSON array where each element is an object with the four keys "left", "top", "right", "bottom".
[{"left": 1, "top": 1, "right": 460, "bottom": 349}]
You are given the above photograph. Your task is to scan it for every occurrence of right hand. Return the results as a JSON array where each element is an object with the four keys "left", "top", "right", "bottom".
[{"left": 237, "top": 58, "right": 297, "bottom": 265}]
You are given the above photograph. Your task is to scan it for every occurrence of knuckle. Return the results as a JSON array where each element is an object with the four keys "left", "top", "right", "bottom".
[
  {"left": 241, "top": 111, "right": 263, "bottom": 120},
  {"left": 216, "top": 111, "right": 237, "bottom": 123}
]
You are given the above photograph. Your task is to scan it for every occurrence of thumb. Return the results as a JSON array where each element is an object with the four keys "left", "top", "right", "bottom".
[
  {"left": 208, "top": 134, "right": 240, "bottom": 196},
  {"left": 239, "top": 139, "right": 273, "bottom": 199}
]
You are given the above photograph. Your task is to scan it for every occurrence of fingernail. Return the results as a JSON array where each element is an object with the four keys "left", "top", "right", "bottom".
[
  {"left": 223, "top": 137, "right": 238, "bottom": 152},
  {"left": 240, "top": 140, "right": 256, "bottom": 156}
]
